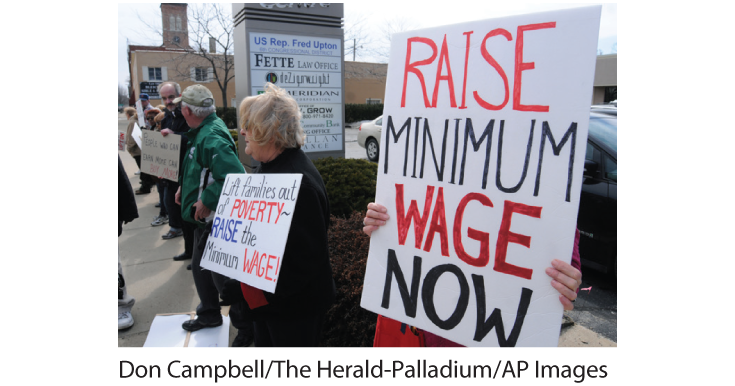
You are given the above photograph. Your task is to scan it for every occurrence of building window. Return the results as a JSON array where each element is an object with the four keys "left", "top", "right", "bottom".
[
  {"left": 170, "top": 15, "right": 176, "bottom": 31},
  {"left": 176, "top": 16, "right": 182, "bottom": 31},
  {"left": 195, "top": 68, "right": 208, "bottom": 82},
  {"left": 366, "top": 98, "right": 382, "bottom": 104},
  {"left": 148, "top": 67, "right": 162, "bottom": 81}
]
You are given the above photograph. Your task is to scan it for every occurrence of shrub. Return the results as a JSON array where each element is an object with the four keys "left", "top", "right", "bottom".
[
  {"left": 216, "top": 107, "right": 238, "bottom": 129},
  {"left": 345, "top": 103, "right": 384, "bottom": 123},
  {"left": 321, "top": 211, "right": 376, "bottom": 347},
  {"left": 312, "top": 157, "right": 377, "bottom": 218}
]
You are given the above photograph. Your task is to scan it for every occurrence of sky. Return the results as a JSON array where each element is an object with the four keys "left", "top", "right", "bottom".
[{"left": 118, "top": 2, "right": 617, "bottom": 87}]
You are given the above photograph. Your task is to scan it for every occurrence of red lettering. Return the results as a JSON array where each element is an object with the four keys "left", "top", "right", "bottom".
[
  {"left": 248, "top": 200, "right": 258, "bottom": 221},
  {"left": 453, "top": 193, "right": 494, "bottom": 267},
  {"left": 231, "top": 199, "right": 241, "bottom": 217},
  {"left": 431, "top": 35, "right": 457, "bottom": 108},
  {"left": 257, "top": 252, "right": 267, "bottom": 277},
  {"left": 242, "top": 248, "right": 248, "bottom": 272},
  {"left": 257, "top": 201, "right": 267, "bottom": 222},
  {"left": 274, "top": 202, "right": 285, "bottom": 224},
  {"left": 423, "top": 187, "right": 449, "bottom": 256},
  {"left": 494, "top": 200, "right": 542, "bottom": 280},
  {"left": 401, "top": 37, "right": 438, "bottom": 108},
  {"left": 395, "top": 184, "right": 435, "bottom": 248},
  {"left": 265, "top": 255, "right": 277, "bottom": 281},
  {"left": 247, "top": 249, "right": 258, "bottom": 274},
  {"left": 459, "top": 31, "right": 473, "bottom": 109},
  {"left": 513, "top": 22, "right": 556, "bottom": 112},
  {"left": 474, "top": 28, "right": 512, "bottom": 111},
  {"left": 266, "top": 202, "right": 278, "bottom": 222}
]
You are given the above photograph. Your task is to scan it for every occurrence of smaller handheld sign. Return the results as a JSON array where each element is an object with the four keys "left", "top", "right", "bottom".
[
  {"left": 200, "top": 173, "right": 303, "bottom": 293},
  {"left": 131, "top": 123, "right": 142, "bottom": 149},
  {"left": 140, "top": 130, "right": 182, "bottom": 182},
  {"left": 118, "top": 131, "right": 126, "bottom": 151},
  {"left": 135, "top": 100, "right": 146, "bottom": 128}
]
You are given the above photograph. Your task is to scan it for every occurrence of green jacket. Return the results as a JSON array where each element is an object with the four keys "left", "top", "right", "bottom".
[{"left": 179, "top": 113, "right": 244, "bottom": 227}]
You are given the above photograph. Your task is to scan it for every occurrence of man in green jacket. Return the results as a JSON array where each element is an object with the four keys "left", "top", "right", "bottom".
[{"left": 174, "top": 85, "right": 253, "bottom": 346}]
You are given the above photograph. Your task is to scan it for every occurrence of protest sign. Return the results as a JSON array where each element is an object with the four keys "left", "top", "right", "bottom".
[
  {"left": 131, "top": 123, "right": 142, "bottom": 149},
  {"left": 135, "top": 100, "right": 146, "bottom": 128},
  {"left": 140, "top": 130, "right": 182, "bottom": 182},
  {"left": 200, "top": 173, "right": 303, "bottom": 293},
  {"left": 118, "top": 131, "right": 126, "bottom": 151},
  {"left": 359, "top": 6, "right": 601, "bottom": 347}
]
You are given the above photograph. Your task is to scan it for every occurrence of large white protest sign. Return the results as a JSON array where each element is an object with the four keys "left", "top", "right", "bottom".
[
  {"left": 200, "top": 173, "right": 303, "bottom": 293},
  {"left": 140, "top": 130, "right": 182, "bottom": 182},
  {"left": 360, "top": 6, "right": 601, "bottom": 347}
]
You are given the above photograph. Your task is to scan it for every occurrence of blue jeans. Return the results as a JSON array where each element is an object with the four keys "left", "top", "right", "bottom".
[{"left": 156, "top": 180, "right": 167, "bottom": 217}]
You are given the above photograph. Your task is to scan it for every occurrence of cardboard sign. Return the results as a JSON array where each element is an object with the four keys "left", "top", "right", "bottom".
[
  {"left": 359, "top": 6, "right": 601, "bottom": 347},
  {"left": 118, "top": 131, "right": 126, "bottom": 151},
  {"left": 131, "top": 123, "right": 142, "bottom": 149},
  {"left": 142, "top": 312, "right": 230, "bottom": 347},
  {"left": 135, "top": 100, "right": 146, "bottom": 128},
  {"left": 200, "top": 173, "right": 303, "bottom": 293},
  {"left": 140, "top": 130, "right": 182, "bottom": 182}
]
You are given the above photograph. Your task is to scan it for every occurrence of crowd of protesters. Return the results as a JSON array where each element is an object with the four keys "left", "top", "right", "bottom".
[{"left": 118, "top": 82, "right": 582, "bottom": 348}]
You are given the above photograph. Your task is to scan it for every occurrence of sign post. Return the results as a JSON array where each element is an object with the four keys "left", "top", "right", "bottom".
[{"left": 359, "top": 6, "right": 601, "bottom": 347}]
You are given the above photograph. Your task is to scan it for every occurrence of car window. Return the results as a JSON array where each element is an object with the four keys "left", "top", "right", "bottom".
[
  {"left": 588, "top": 116, "right": 617, "bottom": 155},
  {"left": 586, "top": 142, "right": 600, "bottom": 162},
  {"left": 604, "top": 155, "right": 617, "bottom": 182},
  {"left": 376, "top": 118, "right": 382, "bottom": 126}
]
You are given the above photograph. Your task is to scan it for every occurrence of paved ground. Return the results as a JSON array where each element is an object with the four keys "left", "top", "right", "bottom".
[{"left": 117, "top": 114, "right": 615, "bottom": 347}]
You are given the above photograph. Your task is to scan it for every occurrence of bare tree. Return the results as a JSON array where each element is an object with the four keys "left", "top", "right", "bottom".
[
  {"left": 373, "top": 17, "right": 421, "bottom": 62},
  {"left": 137, "top": 4, "right": 235, "bottom": 108},
  {"left": 344, "top": 12, "right": 375, "bottom": 62},
  {"left": 118, "top": 83, "right": 129, "bottom": 106}
]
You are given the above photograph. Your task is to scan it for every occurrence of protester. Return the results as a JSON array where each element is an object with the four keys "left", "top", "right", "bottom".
[
  {"left": 118, "top": 155, "right": 139, "bottom": 329},
  {"left": 143, "top": 108, "right": 170, "bottom": 227},
  {"left": 123, "top": 107, "right": 154, "bottom": 194},
  {"left": 139, "top": 93, "right": 153, "bottom": 114},
  {"left": 173, "top": 84, "right": 254, "bottom": 347},
  {"left": 362, "top": 202, "right": 583, "bottom": 346},
  {"left": 158, "top": 82, "right": 190, "bottom": 246},
  {"left": 219, "top": 83, "right": 336, "bottom": 347}
]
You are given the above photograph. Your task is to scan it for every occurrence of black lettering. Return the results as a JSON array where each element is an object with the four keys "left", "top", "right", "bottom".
[
  {"left": 421, "top": 264, "right": 470, "bottom": 330},
  {"left": 460, "top": 118, "right": 494, "bottom": 188},
  {"left": 384, "top": 116, "right": 412, "bottom": 176},
  {"left": 472, "top": 274, "right": 532, "bottom": 346},
  {"left": 496, "top": 120, "right": 535, "bottom": 193},
  {"left": 420, "top": 118, "right": 448, "bottom": 182},
  {"left": 381, "top": 250, "right": 422, "bottom": 318},
  {"left": 534, "top": 121, "right": 577, "bottom": 202}
]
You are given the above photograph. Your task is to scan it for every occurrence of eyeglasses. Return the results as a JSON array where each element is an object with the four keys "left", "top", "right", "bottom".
[{"left": 146, "top": 117, "right": 155, "bottom": 121}]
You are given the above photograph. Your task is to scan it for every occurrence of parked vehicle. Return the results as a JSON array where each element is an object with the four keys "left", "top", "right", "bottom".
[
  {"left": 578, "top": 112, "right": 617, "bottom": 277},
  {"left": 357, "top": 116, "right": 382, "bottom": 162}
]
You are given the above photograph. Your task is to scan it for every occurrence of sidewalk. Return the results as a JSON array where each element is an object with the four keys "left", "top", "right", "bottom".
[{"left": 117, "top": 117, "right": 615, "bottom": 348}]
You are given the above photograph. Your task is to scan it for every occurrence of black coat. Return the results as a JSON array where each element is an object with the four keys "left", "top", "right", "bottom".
[
  {"left": 250, "top": 147, "right": 336, "bottom": 319},
  {"left": 118, "top": 155, "right": 139, "bottom": 236}
]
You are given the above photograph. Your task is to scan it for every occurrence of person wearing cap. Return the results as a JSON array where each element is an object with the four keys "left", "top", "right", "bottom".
[
  {"left": 173, "top": 84, "right": 254, "bottom": 347},
  {"left": 139, "top": 93, "right": 153, "bottom": 113}
]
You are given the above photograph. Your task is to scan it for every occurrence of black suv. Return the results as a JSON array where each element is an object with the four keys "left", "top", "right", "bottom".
[{"left": 578, "top": 111, "right": 617, "bottom": 277}]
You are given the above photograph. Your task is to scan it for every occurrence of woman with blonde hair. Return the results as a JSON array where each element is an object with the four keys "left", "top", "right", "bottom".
[{"left": 220, "top": 83, "right": 335, "bottom": 347}]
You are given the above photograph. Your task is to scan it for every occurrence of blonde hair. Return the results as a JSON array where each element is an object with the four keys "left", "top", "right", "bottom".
[
  {"left": 123, "top": 106, "right": 136, "bottom": 119},
  {"left": 238, "top": 83, "right": 304, "bottom": 149}
]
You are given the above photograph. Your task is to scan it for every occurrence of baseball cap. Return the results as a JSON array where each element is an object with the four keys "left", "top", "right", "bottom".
[
  {"left": 140, "top": 93, "right": 150, "bottom": 101},
  {"left": 173, "top": 84, "right": 214, "bottom": 107}
]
